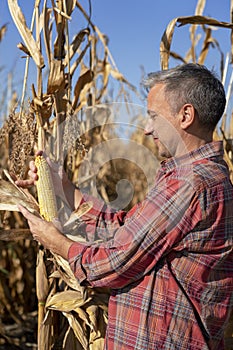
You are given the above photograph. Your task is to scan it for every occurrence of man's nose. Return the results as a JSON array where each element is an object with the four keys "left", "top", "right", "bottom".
[{"left": 144, "top": 119, "right": 153, "bottom": 135}]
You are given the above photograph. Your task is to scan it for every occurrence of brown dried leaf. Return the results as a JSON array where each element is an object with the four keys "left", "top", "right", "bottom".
[
  {"left": 17, "top": 42, "right": 31, "bottom": 56},
  {"left": 52, "top": 253, "right": 86, "bottom": 291},
  {"left": 63, "top": 312, "right": 89, "bottom": 350},
  {"left": 198, "top": 27, "right": 212, "bottom": 65},
  {"left": 47, "top": 59, "right": 65, "bottom": 94},
  {"left": 0, "top": 228, "right": 32, "bottom": 241},
  {"left": 110, "top": 68, "right": 137, "bottom": 92},
  {"left": 64, "top": 28, "right": 90, "bottom": 66},
  {"left": 189, "top": 0, "right": 206, "bottom": 62},
  {"left": 160, "top": 15, "right": 233, "bottom": 69},
  {"left": 72, "top": 69, "right": 94, "bottom": 110},
  {"left": 0, "top": 179, "right": 39, "bottom": 214},
  {"left": 43, "top": 4, "right": 53, "bottom": 66},
  {"left": 7, "top": 0, "right": 44, "bottom": 68},
  {"left": 46, "top": 290, "right": 91, "bottom": 312},
  {"left": 36, "top": 249, "right": 49, "bottom": 302},
  {"left": 66, "top": 0, "right": 76, "bottom": 16},
  {"left": 0, "top": 24, "right": 7, "bottom": 42}
]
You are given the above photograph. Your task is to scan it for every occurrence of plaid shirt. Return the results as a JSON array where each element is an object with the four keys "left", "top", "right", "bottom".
[{"left": 68, "top": 141, "right": 233, "bottom": 350}]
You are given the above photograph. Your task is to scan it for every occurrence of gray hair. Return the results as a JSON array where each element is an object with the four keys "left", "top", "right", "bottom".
[{"left": 143, "top": 63, "right": 226, "bottom": 131}]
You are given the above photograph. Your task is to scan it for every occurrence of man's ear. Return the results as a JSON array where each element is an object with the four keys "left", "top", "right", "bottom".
[{"left": 179, "top": 104, "right": 195, "bottom": 130}]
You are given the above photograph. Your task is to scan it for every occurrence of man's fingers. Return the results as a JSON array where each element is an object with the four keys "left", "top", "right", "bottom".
[
  {"left": 18, "top": 204, "right": 34, "bottom": 221},
  {"left": 35, "top": 150, "right": 44, "bottom": 156}
]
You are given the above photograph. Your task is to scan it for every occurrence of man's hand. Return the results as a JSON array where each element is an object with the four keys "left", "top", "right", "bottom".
[{"left": 18, "top": 204, "right": 73, "bottom": 259}]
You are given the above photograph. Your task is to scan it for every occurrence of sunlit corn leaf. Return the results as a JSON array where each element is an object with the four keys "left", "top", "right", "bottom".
[
  {"left": 189, "top": 0, "right": 206, "bottom": 62},
  {"left": 64, "top": 28, "right": 90, "bottom": 66},
  {"left": 63, "top": 201, "right": 93, "bottom": 229},
  {"left": 70, "top": 41, "right": 91, "bottom": 77},
  {"left": 0, "top": 179, "right": 39, "bottom": 214},
  {"left": 52, "top": 253, "right": 86, "bottom": 292},
  {"left": 160, "top": 15, "right": 233, "bottom": 69},
  {"left": 73, "top": 69, "right": 94, "bottom": 110},
  {"left": 42, "top": 4, "right": 53, "bottom": 66},
  {"left": 46, "top": 290, "right": 92, "bottom": 312},
  {"left": 7, "top": 0, "right": 44, "bottom": 69}
]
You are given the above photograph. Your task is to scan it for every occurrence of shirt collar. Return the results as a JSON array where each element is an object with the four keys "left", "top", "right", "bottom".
[{"left": 160, "top": 141, "right": 224, "bottom": 173}]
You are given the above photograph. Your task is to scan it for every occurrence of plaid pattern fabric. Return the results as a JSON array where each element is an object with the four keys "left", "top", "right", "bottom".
[{"left": 68, "top": 141, "right": 233, "bottom": 349}]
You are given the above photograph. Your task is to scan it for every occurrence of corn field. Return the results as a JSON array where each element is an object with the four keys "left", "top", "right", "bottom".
[{"left": 0, "top": 0, "right": 233, "bottom": 349}]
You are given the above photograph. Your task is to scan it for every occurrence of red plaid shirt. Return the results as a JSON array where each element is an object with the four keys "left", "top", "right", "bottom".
[{"left": 68, "top": 141, "right": 233, "bottom": 349}]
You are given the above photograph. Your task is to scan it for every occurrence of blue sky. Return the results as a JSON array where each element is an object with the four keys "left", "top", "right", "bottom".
[{"left": 0, "top": 0, "right": 232, "bottom": 116}]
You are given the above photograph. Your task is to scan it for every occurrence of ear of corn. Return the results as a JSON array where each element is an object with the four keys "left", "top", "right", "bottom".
[{"left": 35, "top": 155, "right": 58, "bottom": 222}]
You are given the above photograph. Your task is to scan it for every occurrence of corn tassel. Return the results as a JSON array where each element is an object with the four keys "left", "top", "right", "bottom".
[{"left": 35, "top": 155, "right": 58, "bottom": 222}]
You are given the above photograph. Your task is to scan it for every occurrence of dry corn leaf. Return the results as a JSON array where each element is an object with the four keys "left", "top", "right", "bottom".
[
  {"left": 63, "top": 326, "right": 84, "bottom": 349},
  {"left": 53, "top": 0, "right": 66, "bottom": 59},
  {"left": 0, "top": 24, "right": 7, "bottom": 42},
  {"left": 160, "top": 15, "right": 233, "bottom": 69},
  {"left": 189, "top": 0, "right": 206, "bottom": 62},
  {"left": 70, "top": 41, "right": 91, "bottom": 77},
  {"left": 52, "top": 253, "right": 86, "bottom": 291},
  {"left": 65, "top": 0, "right": 76, "bottom": 16},
  {"left": 63, "top": 312, "right": 89, "bottom": 350},
  {"left": 64, "top": 28, "right": 90, "bottom": 66},
  {"left": 72, "top": 69, "right": 94, "bottom": 110},
  {"left": 0, "top": 228, "right": 32, "bottom": 241},
  {"left": 47, "top": 59, "right": 66, "bottom": 94},
  {"left": 43, "top": 3, "right": 53, "bottom": 66},
  {"left": 0, "top": 179, "right": 39, "bottom": 214},
  {"left": 38, "top": 309, "right": 55, "bottom": 350},
  {"left": 110, "top": 68, "right": 137, "bottom": 92},
  {"left": 7, "top": 0, "right": 45, "bottom": 69},
  {"left": 197, "top": 27, "right": 212, "bottom": 65},
  {"left": 36, "top": 249, "right": 49, "bottom": 303},
  {"left": 46, "top": 290, "right": 91, "bottom": 312},
  {"left": 184, "top": 33, "right": 201, "bottom": 63},
  {"left": 63, "top": 201, "right": 93, "bottom": 229}
]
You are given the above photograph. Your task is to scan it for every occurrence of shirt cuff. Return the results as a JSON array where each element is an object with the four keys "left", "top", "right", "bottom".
[{"left": 68, "top": 241, "right": 88, "bottom": 285}]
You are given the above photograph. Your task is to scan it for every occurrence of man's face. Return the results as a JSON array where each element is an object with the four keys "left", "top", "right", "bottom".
[{"left": 144, "top": 83, "right": 183, "bottom": 159}]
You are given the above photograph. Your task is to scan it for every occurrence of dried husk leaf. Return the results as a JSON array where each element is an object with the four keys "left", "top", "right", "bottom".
[
  {"left": 63, "top": 201, "right": 93, "bottom": 229},
  {"left": 52, "top": 253, "right": 86, "bottom": 291},
  {"left": 45, "top": 290, "right": 91, "bottom": 312},
  {"left": 160, "top": 15, "right": 233, "bottom": 69},
  {"left": 0, "top": 179, "right": 39, "bottom": 214},
  {"left": 7, "top": 0, "right": 45, "bottom": 68}
]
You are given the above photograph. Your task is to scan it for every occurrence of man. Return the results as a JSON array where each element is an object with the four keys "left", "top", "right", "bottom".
[{"left": 18, "top": 63, "right": 233, "bottom": 349}]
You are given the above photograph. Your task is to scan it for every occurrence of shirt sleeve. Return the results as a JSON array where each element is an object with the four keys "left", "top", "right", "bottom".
[{"left": 68, "top": 177, "right": 202, "bottom": 288}]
